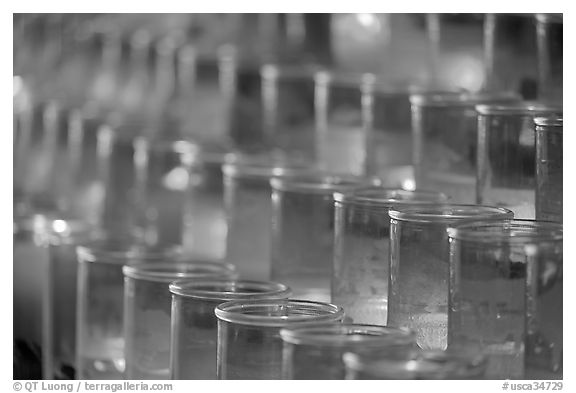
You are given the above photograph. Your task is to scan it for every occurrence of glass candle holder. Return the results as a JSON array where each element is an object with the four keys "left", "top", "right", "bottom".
[
  {"left": 332, "top": 187, "right": 447, "bottom": 325},
  {"left": 261, "top": 64, "right": 319, "bottom": 161},
  {"left": 13, "top": 213, "right": 51, "bottom": 365},
  {"left": 13, "top": 99, "right": 65, "bottom": 214},
  {"left": 387, "top": 204, "right": 513, "bottom": 350},
  {"left": 183, "top": 144, "right": 231, "bottom": 260},
  {"left": 215, "top": 299, "right": 344, "bottom": 379},
  {"left": 314, "top": 71, "right": 374, "bottom": 176},
  {"left": 411, "top": 91, "right": 520, "bottom": 203},
  {"left": 132, "top": 136, "right": 196, "bottom": 246},
  {"left": 62, "top": 103, "right": 109, "bottom": 225},
  {"left": 476, "top": 102, "right": 562, "bottom": 219},
  {"left": 223, "top": 155, "right": 311, "bottom": 280},
  {"left": 97, "top": 121, "right": 145, "bottom": 239},
  {"left": 482, "top": 14, "right": 539, "bottom": 96},
  {"left": 123, "top": 261, "right": 237, "bottom": 380},
  {"left": 280, "top": 323, "right": 417, "bottom": 380},
  {"left": 370, "top": 84, "right": 462, "bottom": 187},
  {"left": 75, "top": 239, "right": 182, "bottom": 380},
  {"left": 448, "top": 219, "right": 563, "bottom": 380},
  {"left": 224, "top": 49, "right": 267, "bottom": 152},
  {"left": 43, "top": 217, "right": 94, "bottom": 380},
  {"left": 169, "top": 279, "right": 291, "bottom": 379},
  {"left": 270, "top": 174, "right": 381, "bottom": 302},
  {"left": 535, "top": 14, "right": 563, "bottom": 104},
  {"left": 343, "top": 347, "right": 488, "bottom": 380},
  {"left": 535, "top": 116, "right": 562, "bottom": 223}
]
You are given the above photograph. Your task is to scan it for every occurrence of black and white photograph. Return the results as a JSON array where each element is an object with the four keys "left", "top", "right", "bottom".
[{"left": 11, "top": 9, "right": 564, "bottom": 388}]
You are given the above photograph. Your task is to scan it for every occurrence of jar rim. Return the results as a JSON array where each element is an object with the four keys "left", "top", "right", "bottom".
[
  {"left": 447, "top": 219, "right": 563, "bottom": 243},
  {"left": 388, "top": 204, "right": 513, "bottom": 223},
  {"left": 270, "top": 174, "right": 381, "bottom": 195},
  {"left": 169, "top": 279, "right": 291, "bottom": 300},
  {"left": 122, "top": 261, "right": 237, "bottom": 283},
  {"left": 261, "top": 63, "right": 324, "bottom": 81},
  {"left": 221, "top": 153, "right": 314, "bottom": 180},
  {"left": 343, "top": 348, "right": 487, "bottom": 379},
  {"left": 334, "top": 187, "right": 447, "bottom": 208},
  {"left": 279, "top": 323, "right": 416, "bottom": 347},
  {"left": 535, "top": 13, "right": 563, "bottom": 24},
  {"left": 475, "top": 101, "right": 562, "bottom": 116},
  {"left": 214, "top": 299, "right": 344, "bottom": 327},
  {"left": 411, "top": 91, "right": 520, "bottom": 108},
  {"left": 534, "top": 116, "right": 563, "bottom": 128},
  {"left": 76, "top": 240, "right": 183, "bottom": 265}
]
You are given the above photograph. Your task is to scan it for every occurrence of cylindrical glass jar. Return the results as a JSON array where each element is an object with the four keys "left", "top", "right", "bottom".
[
  {"left": 343, "top": 347, "right": 487, "bottom": 380},
  {"left": 222, "top": 155, "right": 311, "bottom": 280},
  {"left": 75, "top": 239, "right": 182, "bottom": 380},
  {"left": 270, "top": 174, "right": 381, "bottom": 302},
  {"left": 215, "top": 299, "right": 344, "bottom": 379},
  {"left": 122, "top": 261, "right": 237, "bottom": 380},
  {"left": 132, "top": 135, "right": 197, "bottom": 246},
  {"left": 535, "top": 14, "right": 563, "bottom": 104},
  {"left": 169, "top": 279, "right": 291, "bottom": 379},
  {"left": 43, "top": 217, "right": 94, "bottom": 380},
  {"left": 481, "top": 14, "right": 539, "bottom": 96},
  {"left": 62, "top": 103, "right": 109, "bottom": 225},
  {"left": 280, "top": 323, "right": 417, "bottom": 379},
  {"left": 97, "top": 121, "right": 146, "bottom": 239},
  {"left": 13, "top": 99, "right": 62, "bottom": 214},
  {"left": 261, "top": 64, "right": 319, "bottom": 161},
  {"left": 476, "top": 102, "right": 562, "bottom": 219},
  {"left": 411, "top": 91, "right": 520, "bottom": 203},
  {"left": 314, "top": 71, "right": 374, "bottom": 176},
  {"left": 535, "top": 116, "right": 562, "bottom": 223},
  {"left": 387, "top": 204, "right": 513, "bottom": 350},
  {"left": 183, "top": 145, "right": 231, "bottom": 260},
  {"left": 332, "top": 187, "right": 447, "bottom": 325},
  {"left": 370, "top": 85, "right": 463, "bottom": 188},
  {"left": 448, "top": 219, "right": 562, "bottom": 380},
  {"left": 13, "top": 213, "right": 51, "bottom": 377}
]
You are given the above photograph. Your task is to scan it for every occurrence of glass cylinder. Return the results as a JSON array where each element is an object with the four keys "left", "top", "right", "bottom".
[
  {"left": 476, "top": 102, "right": 562, "bottom": 219},
  {"left": 223, "top": 155, "right": 310, "bottom": 280},
  {"left": 535, "top": 14, "right": 563, "bottom": 104},
  {"left": 270, "top": 174, "right": 381, "bottom": 302},
  {"left": 62, "top": 103, "right": 109, "bottom": 225},
  {"left": 43, "top": 217, "right": 94, "bottom": 380},
  {"left": 314, "top": 71, "right": 373, "bottom": 176},
  {"left": 535, "top": 116, "right": 562, "bottom": 223},
  {"left": 411, "top": 91, "right": 520, "bottom": 203},
  {"left": 261, "top": 64, "right": 318, "bottom": 161},
  {"left": 97, "top": 121, "right": 145, "bottom": 238},
  {"left": 448, "top": 219, "right": 562, "bottom": 380},
  {"left": 482, "top": 14, "right": 539, "bottom": 97},
  {"left": 123, "top": 261, "right": 236, "bottom": 380},
  {"left": 13, "top": 213, "right": 51, "bottom": 374},
  {"left": 332, "top": 187, "right": 447, "bottom": 325},
  {"left": 280, "top": 323, "right": 417, "bottom": 380},
  {"left": 387, "top": 204, "right": 513, "bottom": 350},
  {"left": 154, "top": 42, "right": 234, "bottom": 145},
  {"left": 215, "top": 299, "right": 344, "bottom": 379},
  {"left": 132, "top": 135, "right": 196, "bottom": 246},
  {"left": 169, "top": 279, "right": 291, "bottom": 379},
  {"left": 183, "top": 145, "right": 231, "bottom": 260},
  {"left": 343, "top": 347, "right": 487, "bottom": 380},
  {"left": 13, "top": 99, "right": 64, "bottom": 213},
  {"left": 75, "top": 240, "right": 182, "bottom": 380},
  {"left": 370, "top": 84, "right": 463, "bottom": 188},
  {"left": 226, "top": 51, "right": 265, "bottom": 152}
]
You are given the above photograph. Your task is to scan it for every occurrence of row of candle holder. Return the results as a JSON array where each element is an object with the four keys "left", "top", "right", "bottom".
[{"left": 14, "top": 181, "right": 562, "bottom": 380}]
